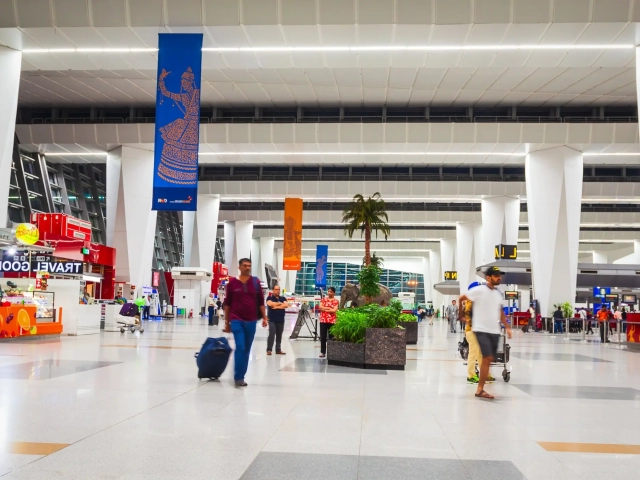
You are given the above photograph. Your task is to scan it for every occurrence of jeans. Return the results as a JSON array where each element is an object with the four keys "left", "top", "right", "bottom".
[
  {"left": 320, "top": 322, "right": 333, "bottom": 354},
  {"left": 143, "top": 306, "right": 150, "bottom": 319},
  {"left": 208, "top": 306, "right": 214, "bottom": 325},
  {"left": 600, "top": 322, "right": 608, "bottom": 343},
  {"left": 230, "top": 320, "right": 257, "bottom": 381},
  {"left": 267, "top": 321, "right": 284, "bottom": 352}
]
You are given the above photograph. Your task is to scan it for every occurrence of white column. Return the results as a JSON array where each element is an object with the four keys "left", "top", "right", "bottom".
[
  {"left": 592, "top": 251, "right": 607, "bottom": 264},
  {"left": 440, "top": 239, "right": 455, "bottom": 273},
  {"left": 109, "top": 146, "right": 157, "bottom": 290},
  {"left": 276, "top": 247, "right": 285, "bottom": 282},
  {"left": 186, "top": 195, "right": 220, "bottom": 271},
  {"left": 251, "top": 238, "right": 260, "bottom": 276},
  {"left": 422, "top": 256, "right": 432, "bottom": 303},
  {"left": 224, "top": 221, "right": 254, "bottom": 277},
  {"left": 0, "top": 47, "right": 22, "bottom": 228},
  {"left": 285, "top": 270, "right": 297, "bottom": 293},
  {"left": 456, "top": 222, "right": 482, "bottom": 295},
  {"left": 429, "top": 249, "right": 442, "bottom": 311},
  {"left": 526, "top": 147, "right": 583, "bottom": 317},
  {"left": 481, "top": 196, "right": 520, "bottom": 266},
  {"left": 520, "top": 288, "right": 530, "bottom": 312},
  {"left": 259, "top": 237, "right": 275, "bottom": 281}
]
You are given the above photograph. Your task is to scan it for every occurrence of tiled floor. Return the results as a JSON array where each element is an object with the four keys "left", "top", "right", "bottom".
[{"left": 1, "top": 317, "right": 639, "bottom": 479}]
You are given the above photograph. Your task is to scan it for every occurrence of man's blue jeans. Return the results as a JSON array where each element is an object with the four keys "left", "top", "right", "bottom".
[{"left": 230, "top": 320, "right": 257, "bottom": 381}]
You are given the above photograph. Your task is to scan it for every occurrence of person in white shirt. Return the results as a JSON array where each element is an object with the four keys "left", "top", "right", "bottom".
[
  {"left": 143, "top": 296, "right": 151, "bottom": 320},
  {"left": 458, "top": 266, "right": 512, "bottom": 400}
]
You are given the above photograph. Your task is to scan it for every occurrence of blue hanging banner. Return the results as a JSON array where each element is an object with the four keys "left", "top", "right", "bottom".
[
  {"left": 315, "top": 245, "right": 328, "bottom": 288},
  {"left": 152, "top": 33, "right": 203, "bottom": 211}
]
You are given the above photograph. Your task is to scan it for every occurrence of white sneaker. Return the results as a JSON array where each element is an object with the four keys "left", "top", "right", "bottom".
[{"left": 319, "top": 353, "right": 326, "bottom": 358}]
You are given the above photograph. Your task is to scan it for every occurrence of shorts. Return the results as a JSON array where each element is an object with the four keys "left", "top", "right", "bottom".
[{"left": 474, "top": 332, "right": 500, "bottom": 359}]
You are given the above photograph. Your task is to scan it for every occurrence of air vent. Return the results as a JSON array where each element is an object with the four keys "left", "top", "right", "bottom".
[{"left": 580, "top": 270, "right": 598, "bottom": 274}]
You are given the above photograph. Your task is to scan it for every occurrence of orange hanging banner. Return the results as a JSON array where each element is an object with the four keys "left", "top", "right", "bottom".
[{"left": 283, "top": 198, "right": 303, "bottom": 271}]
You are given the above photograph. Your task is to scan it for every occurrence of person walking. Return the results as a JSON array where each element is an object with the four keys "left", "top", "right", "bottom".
[
  {"left": 458, "top": 266, "right": 512, "bottom": 400},
  {"left": 207, "top": 294, "right": 216, "bottom": 326},
  {"left": 553, "top": 306, "right": 564, "bottom": 333},
  {"left": 318, "top": 286, "right": 339, "bottom": 358},
  {"left": 266, "top": 285, "right": 289, "bottom": 355},
  {"left": 446, "top": 300, "right": 458, "bottom": 333},
  {"left": 460, "top": 283, "right": 495, "bottom": 385},
  {"left": 597, "top": 305, "right": 609, "bottom": 343},
  {"left": 527, "top": 305, "right": 535, "bottom": 333},
  {"left": 143, "top": 295, "right": 151, "bottom": 320},
  {"left": 223, "top": 258, "right": 268, "bottom": 387}
]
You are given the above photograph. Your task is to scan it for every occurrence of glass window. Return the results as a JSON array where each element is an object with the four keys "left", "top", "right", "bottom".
[
  {"left": 8, "top": 186, "right": 22, "bottom": 206},
  {"left": 64, "top": 177, "right": 76, "bottom": 193},
  {"left": 8, "top": 206, "right": 24, "bottom": 223},
  {"left": 54, "top": 204, "right": 65, "bottom": 213},
  {"left": 48, "top": 171, "right": 58, "bottom": 185},
  {"left": 86, "top": 201, "right": 96, "bottom": 214},
  {"left": 157, "top": 260, "right": 165, "bottom": 271},
  {"left": 68, "top": 194, "right": 79, "bottom": 208},
  {"left": 83, "top": 186, "right": 93, "bottom": 200},
  {"left": 10, "top": 170, "right": 19, "bottom": 187},
  {"left": 22, "top": 159, "right": 36, "bottom": 175},
  {"left": 94, "top": 169, "right": 104, "bottom": 183},
  {"left": 92, "top": 231, "right": 103, "bottom": 244},
  {"left": 29, "top": 195, "right": 44, "bottom": 211},
  {"left": 89, "top": 216, "right": 99, "bottom": 228},
  {"left": 98, "top": 191, "right": 106, "bottom": 204},
  {"left": 51, "top": 186, "right": 63, "bottom": 203},
  {"left": 26, "top": 177, "right": 41, "bottom": 194}
]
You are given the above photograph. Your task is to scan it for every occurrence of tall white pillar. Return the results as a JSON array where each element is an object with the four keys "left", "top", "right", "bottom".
[
  {"left": 440, "top": 239, "right": 455, "bottom": 272},
  {"left": 224, "top": 221, "right": 254, "bottom": 277},
  {"left": 422, "top": 256, "right": 432, "bottom": 303},
  {"left": 109, "top": 146, "right": 157, "bottom": 290},
  {"left": 520, "top": 288, "right": 530, "bottom": 312},
  {"left": 276, "top": 247, "right": 285, "bottom": 282},
  {"left": 0, "top": 47, "right": 22, "bottom": 228},
  {"left": 456, "top": 222, "right": 482, "bottom": 295},
  {"left": 251, "top": 238, "right": 260, "bottom": 276},
  {"left": 481, "top": 196, "right": 520, "bottom": 266},
  {"left": 259, "top": 237, "right": 275, "bottom": 281},
  {"left": 526, "top": 147, "right": 583, "bottom": 316},
  {"left": 429, "top": 249, "right": 442, "bottom": 312},
  {"left": 190, "top": 195, "right": 220, "bottom": 271}
]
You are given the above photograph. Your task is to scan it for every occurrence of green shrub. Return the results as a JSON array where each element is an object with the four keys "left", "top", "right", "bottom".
[
  {"left": 357, "top": 264, "right": 381, "bottom": 300},
  {"left": 398, "top": 313, "right": 417, "bottom": 323},
  {"left": 389, "top": 299, "right": 402, "bottom": 317},
  {"left": 367, "top": 306, "right": 398, "bottom": 329},
  {"left": 331, "top": 310, "right": 368, "bottom": 344}
]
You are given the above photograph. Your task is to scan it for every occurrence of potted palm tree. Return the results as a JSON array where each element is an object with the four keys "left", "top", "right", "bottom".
[
  {"left": 327, "top": 193, "right": 406, "bottom": 369},
  {"left": 343, "top": 193, "right": 391, "bottom": 266}
]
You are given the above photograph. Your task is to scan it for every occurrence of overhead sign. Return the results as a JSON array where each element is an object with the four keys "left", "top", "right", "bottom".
[
  {"left": 152, "top": 33, "right": 203, "bottom": 212},
  {"left": 604, "top": 294, "right": 619, "bottom": 303},
  {"left": 622, "top": 294, "right": 637, "bottom": 304},
  {"left": 444, "top": 271, "right": 457, "bottom": 281},
  {"left": 593, "top": 287, "right": 610, "bottom": 298},
  {"left": 504, "top": 291, "right": 519, "bottom": 300},
  {"left": 494, "top": 244, "right": 517, "bottom": 260},
  {"left": 0, "top": 252, "right": 82, "bottom": 274},
  {"left": 315, "top": 245, "right": 328, "bottom": 288}
]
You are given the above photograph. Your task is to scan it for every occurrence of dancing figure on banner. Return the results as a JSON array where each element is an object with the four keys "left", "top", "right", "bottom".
[{"left": 157, "top": 67, "right": 200, "bottom": 185}]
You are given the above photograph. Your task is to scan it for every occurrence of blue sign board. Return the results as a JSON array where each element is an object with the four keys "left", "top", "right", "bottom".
[
  {"left": 152, "top": 33, "right": 203, "bottom": 211},
  {"left": 593, "top": 287, "right": 610, "bottom": 298},
  {"left": 315, "top": 245, "right": 328, "bottom": 288}
]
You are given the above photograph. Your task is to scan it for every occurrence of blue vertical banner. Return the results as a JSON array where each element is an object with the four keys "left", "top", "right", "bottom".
[
  {"left": 152, "top": 33, "right": 203, "bottom": 211},
  {"left": 315, "top": 245, "right": 328, "bottom": 288}
]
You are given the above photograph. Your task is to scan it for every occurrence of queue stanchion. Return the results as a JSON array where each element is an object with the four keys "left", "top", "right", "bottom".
[
  {"left": 582, "top": 318, "right": 586, "bottom": 341},
  {"left": 618, "top": 320, "right": 622, "bottom": 346},
  {"left": 565, "top": 318, "right": 570, "bottom": 339}
]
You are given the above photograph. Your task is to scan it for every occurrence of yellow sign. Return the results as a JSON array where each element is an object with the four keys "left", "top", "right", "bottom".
[
  {"left": 283, "top": 198, "right": 303, "bottom": 270},
  {"left": 444, "top": 271, "right": 457, "bottom": 281},
  {"left": 494, "top": 244, "right": 517, "bottom": 260},
  {"left": 14, "top": 223, "right": 39, "bottom": 245}
]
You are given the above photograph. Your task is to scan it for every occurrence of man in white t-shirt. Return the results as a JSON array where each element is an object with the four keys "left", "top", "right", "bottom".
[{"left": 458, "top": 266, "right": 512, "bottom": 400}]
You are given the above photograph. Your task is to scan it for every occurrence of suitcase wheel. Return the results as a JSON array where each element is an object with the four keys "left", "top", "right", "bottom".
[
  {"left": 120, "top": 328, "right": 125, "bottom": 333},
  {"left": 503, "top": 369, "right": 510, "bottom": 382},
  {"left": 209, "top": 377, "right": 219, "bottom": 381}
]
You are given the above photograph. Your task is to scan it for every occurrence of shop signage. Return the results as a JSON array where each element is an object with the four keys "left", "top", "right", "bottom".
[
  {"left": 14, "top": 223, "right": 39, "bottom": 245},
  {"left": 283, "top": 198, "right": 303, "bottom": 270},
  {"left": 152, "top": 271, "right": 160, "bottom": 287},
  {"left": 593, "top": 287, "right": 610, "bottom": 298},
  {"left": 444, "top": 271, "right": 457, "bottom": 281},
  {"left": 494, "top": 244, "right": 517, "bottom": 260},
  {"left": 0, "top": 252, "right": 83, "bottom": 274},
  {"left": 605, "top": 294, "right": 619, "bottom": 303},
  {"left": 622, "top": 294, "right": 637, "bottom": 304},
  {"left": 505, "top": 291, "right": 519, "bottom": 300}
]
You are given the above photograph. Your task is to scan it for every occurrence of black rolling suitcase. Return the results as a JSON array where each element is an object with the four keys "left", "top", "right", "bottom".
[{"left": 195, "top": 337, "right": 232, "bottom": 380}]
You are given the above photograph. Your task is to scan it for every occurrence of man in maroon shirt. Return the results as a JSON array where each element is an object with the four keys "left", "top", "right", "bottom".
[{"left": 223, "top": 258, "right": 268, "bottom": 387}]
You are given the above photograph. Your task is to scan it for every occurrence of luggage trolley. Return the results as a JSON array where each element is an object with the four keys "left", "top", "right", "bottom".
[{"left": 458, "top": 333, "right": 511, "bottom": 382}]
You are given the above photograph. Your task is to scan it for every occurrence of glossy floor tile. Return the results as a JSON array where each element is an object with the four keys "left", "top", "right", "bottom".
[
  {"left": 0, "top": 359, "right": 121, "bottom": 380},
  {"left": 2, "top": 317, "right": 640, "bottom": 479},
  {"left": 510, "top": 352, "right": 611, "bottom": 362}
]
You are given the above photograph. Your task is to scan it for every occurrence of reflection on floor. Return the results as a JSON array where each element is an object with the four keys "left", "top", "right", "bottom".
[{"left": 0, "top": 315, "right": 639, "bottom": 479}]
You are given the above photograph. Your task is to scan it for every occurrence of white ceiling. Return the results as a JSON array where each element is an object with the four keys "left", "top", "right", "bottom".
[{"left": 1, "top": 4, "right": 638, "bottom": 107}]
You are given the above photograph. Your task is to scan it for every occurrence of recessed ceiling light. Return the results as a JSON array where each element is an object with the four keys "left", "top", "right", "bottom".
[{"left": 43, "top": 152, "right": 108, "bottom": 156}]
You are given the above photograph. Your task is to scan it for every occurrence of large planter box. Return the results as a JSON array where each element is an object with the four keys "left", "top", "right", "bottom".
[
  {"left": 365, "top": 328, "right": 406, "bottom": 370},
  {"left": 327, "top": 340, "right": 365, "bottom": 368},
  {"left": 398, "top": 321, "right": 418, "bottom": 344}
]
